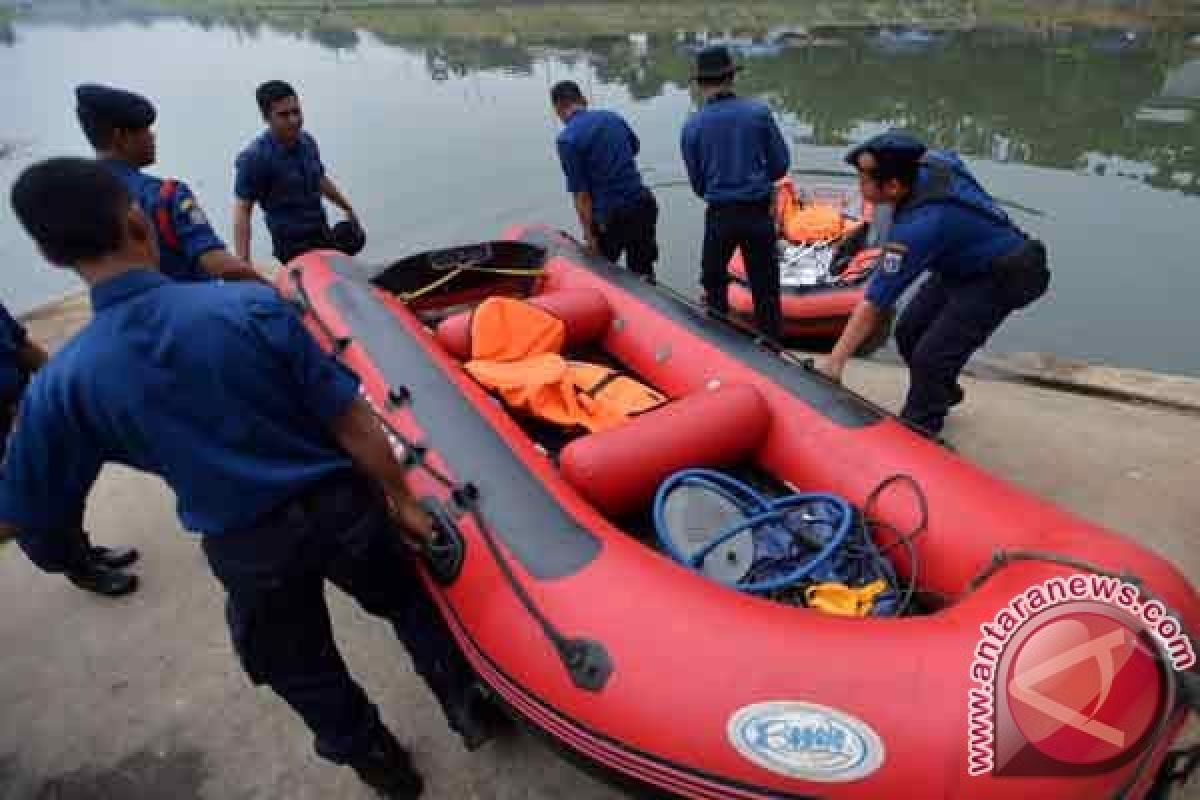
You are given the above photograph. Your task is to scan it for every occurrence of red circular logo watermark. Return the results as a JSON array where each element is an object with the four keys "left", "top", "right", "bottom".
[{"left": 1005, "top": 611, "right": 1165, "bottom": 767}]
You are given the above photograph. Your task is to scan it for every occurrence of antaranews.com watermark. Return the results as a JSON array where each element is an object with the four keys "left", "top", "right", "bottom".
[{"left": 967, "top": 573, "right": 1195, "bottom": 777}]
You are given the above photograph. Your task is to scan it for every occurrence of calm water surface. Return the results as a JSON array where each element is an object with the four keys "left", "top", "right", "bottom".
[{"left": 2, "top": 12, "right": 1198, "bottom": 374}]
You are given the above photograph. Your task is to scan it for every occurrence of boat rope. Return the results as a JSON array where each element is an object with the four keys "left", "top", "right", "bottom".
[
  {"left": 396, "top": 264, "right": 545, "bottom": 303},
  {"left": 288, "top": 267, "right": 612, "bottom": 692}
]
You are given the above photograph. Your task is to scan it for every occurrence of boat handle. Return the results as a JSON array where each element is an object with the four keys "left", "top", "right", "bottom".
[{"left": 418, "top": 496, "right": 466, "bottom": 586}]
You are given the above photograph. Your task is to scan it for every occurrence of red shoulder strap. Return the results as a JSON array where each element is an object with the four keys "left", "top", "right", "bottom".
[{"left": 155, "top": 179, "right": 181, "bottom": 251}]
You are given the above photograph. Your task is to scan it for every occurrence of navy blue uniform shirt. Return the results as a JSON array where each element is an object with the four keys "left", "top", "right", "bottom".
[
  {"left": 680, "top": 93, "right": 790, "bottom": 205},
  {"left": 102, "top": 160, "right": 224, "bottom": 283},
  {"left": 0, "top": 303, "right": 29, "bottom": 406},
  {"left": 866, "top": 151, "right": 1025, "bottom": 309},
  {"left": 235, "top": 131, "right": 329, "bottom": 252},
  {"left": 556, "top": 108, "right": 646, "bottom": 224},
  {"left": 0, "top": 270, "right": 358, "bottom": 537}
]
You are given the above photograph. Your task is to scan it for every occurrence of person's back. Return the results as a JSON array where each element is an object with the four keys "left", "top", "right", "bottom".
[
  {"left": 551, "top": 81, "right": 659, "bottom": 279},
  {"left": 3, "top": 157, "right": 502, "bottom": 799},
  {"left": 19, "top": 275, "right": 351, "bottom": 535},
  {"left": 905, "top": 150, "right": 1023, "bottom": 269},
  {"left": 681, "top": 94, "right": 789, "bottom": 204},
  {"left": 680, "top": 46, "right": 790, "bottom": 339},
  {"left": 556, "top": 108, "right": 645, "bottom": 219}
]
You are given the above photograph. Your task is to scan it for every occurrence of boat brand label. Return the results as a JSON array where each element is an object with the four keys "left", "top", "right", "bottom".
[{"left": 727, "top": 701, "right": 885, "bottom": 783}]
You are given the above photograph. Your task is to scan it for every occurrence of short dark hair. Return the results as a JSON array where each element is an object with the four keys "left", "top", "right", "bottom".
[
  {"left": 696, "top": 74, "right": 734, "bottom": 90},
  {"left": 256, "top": 80, "right": 297, "bottom": 117},
  {"left": 76, "top": 110, "right": 116, "bottom": 151},
  {"left": 10, "top": 158, "right": 132, "bottom": 266},
  {"left": 865, "top": 150, "right": 920, "bottom": 188},
  {"left": 550, "top": 80, "right": 585, "bottom": 108}
]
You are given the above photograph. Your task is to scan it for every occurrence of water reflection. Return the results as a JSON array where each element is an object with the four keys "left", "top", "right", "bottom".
[
  {"left": 5, "top": 6, "right": 1198, "bottom": 194},
  {"left": 211, "top": 16, "right": 1195, "bottom": 196},
  {"left": 2, "top": 7, "right": 1199, "bottom": 373},
  {"left": 120, "top": 8, "right": 1192, "bottom": 196},
  {"left": 400, "top": 26, "right": 1198, "bottom": 195}
]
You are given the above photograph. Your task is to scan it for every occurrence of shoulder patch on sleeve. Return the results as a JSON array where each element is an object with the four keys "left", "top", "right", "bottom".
[{"left": 881, "top": 243, "right": 907, "bottom": 274}]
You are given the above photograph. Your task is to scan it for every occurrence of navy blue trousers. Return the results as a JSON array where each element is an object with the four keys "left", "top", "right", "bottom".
[
  {"left": 597, "top": 189, "right": 659, "bottom": 279},
  {"left": 894, "top": 273, "right": 1014, "bottom": 435},
  {"left": 700, "top": 200, "right": 782, "bottom": 340},
  {"left": 202, "top": 472, "right": 477, "bottom": 764}
]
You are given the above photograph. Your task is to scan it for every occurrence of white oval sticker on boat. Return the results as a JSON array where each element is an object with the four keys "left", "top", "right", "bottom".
[{"left": 727, "top": 701, "right": 885, "bottom": 783}]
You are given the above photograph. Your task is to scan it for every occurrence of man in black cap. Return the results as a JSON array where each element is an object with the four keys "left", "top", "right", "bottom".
[
  {"left": 75, "top": 84, "right": 265, "bottom": 285},
  {"left": 551, "top": 80, "right": 659, "bottom": 281},
  {"left": 816, "top": 131, "right": 1049, "bottom": 436},
  {"left": 233, "top": 80, "right": 365, "bottom": 265},
  {"left": 681, "top": 45, "right": 790, "bottom": 339}
]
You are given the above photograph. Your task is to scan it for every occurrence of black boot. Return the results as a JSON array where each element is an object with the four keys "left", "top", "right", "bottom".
[
  {"left": 67, "top": 563, "right": 138, "bottom": 597},
  {"left": 349, "top": 726, "right": 424, "bottom": 800},
  {"left": 90, "top": 544, "right": 140, "bottom": 570}
]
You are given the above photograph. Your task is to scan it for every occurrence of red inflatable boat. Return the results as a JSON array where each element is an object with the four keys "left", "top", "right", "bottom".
[
  {"left": 279, "top": 225, "right": 1198, "bottom": 800},
  {"left": 728, "top": 180, "right": 886, "bottom": 348}
]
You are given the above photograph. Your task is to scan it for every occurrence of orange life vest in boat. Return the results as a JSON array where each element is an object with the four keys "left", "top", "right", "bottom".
[
  {"left": 775, "top": 181, "right": 851, "bottom": 243},
  {"left": 463, "top": 297, "right": 666, "bottom": 433}
]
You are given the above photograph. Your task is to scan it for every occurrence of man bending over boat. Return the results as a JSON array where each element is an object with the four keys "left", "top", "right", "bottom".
[
  {"left": 551, "top": 80, "right": 660, "bottom": 281},
  {"left": 816, "top": 132, "right": 1050, "bottom": 436},
  {"left": 2, "top": 159, "right": 504, "bottom": 799}
]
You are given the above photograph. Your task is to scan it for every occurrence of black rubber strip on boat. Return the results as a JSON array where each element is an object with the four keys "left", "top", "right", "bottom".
[
  {"left": 518, "top": 227, "right": 883, "bottom": 429},
  {"left": 323, "top": 273, "right": 603, "bottom": 581}
]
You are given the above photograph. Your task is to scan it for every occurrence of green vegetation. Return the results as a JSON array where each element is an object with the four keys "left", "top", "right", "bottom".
[{"left": 139, "top": 0, "right": 1200, "bottom": 42}]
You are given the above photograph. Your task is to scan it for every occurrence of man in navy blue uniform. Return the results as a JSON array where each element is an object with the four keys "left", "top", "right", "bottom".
[
  {"left": 233, "top": 80, "right": 364, "bottom": 265},
  {"left": 2, "top": 158, "right": 500, "bottom": 798},
  {"left": 75, "top": 84, "right": 265, "bottom": 285},
  {"left": 0, "top": 301, "right": 139, "bottom": 596},
  {"left": 551, "top": 80, "right": 659, "bottom": 280},
  {"left": 681, "top": 45, "right": 790, "bottom": 339},
  {"left": 817, "top": 132, "right": 1050, "bottom": 436}
]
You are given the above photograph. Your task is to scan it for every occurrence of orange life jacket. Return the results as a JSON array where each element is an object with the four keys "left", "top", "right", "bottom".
[
  {"left": 463, "top": 297, "right": 665, "bottom": 433},
  {"left": 775, "top": 181, "right": 851, "bottom": 243}
]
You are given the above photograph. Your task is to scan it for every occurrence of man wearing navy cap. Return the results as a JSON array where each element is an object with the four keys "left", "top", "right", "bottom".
[
  {"left": 551, "top": 80, "right": 659, "bottom": 281},
  {"left": 3, "top": 158, "right": 504, "bottom": 798},
  {"left": 681, "top": 45, "right": 790, "bottom": 339},
  {"left": 816, "top": 131, "right": 1050, "bottom": 436},
  {"left": 233, "top": 80, "right": 364, "bottom": 265},
  {"left": 74, "top": 84, "right": 265, "bottom": 285}
]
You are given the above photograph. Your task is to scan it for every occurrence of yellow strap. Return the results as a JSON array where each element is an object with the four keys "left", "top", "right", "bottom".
[{"left": 397, "top": 265, "right": 545, "bottom": 303}]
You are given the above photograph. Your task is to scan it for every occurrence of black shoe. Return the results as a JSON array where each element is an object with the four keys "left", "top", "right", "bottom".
[
  {"left": 350, "top": 727, "right": 424, "bottom": 800},
  {"left": 90, "top": 544, "right": 140, "bottom": 570},
  {"left": 67, "top": 564, "right": 139, "bottom": 597},
  {"left": 454, "top": 685, "right": 514, "bottom": 752}
]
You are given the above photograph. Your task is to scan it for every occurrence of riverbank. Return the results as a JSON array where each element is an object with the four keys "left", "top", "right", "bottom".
[{"left": 2, "top": 288, "right": 1197, "bottom": 798}]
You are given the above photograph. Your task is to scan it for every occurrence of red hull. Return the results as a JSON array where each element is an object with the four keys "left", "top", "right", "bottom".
[
  {"left": 279, "top": 231, "right": 1198, "bottom": 800},
  {"left": 728, "top": 253, "right": 865, "bottom": 339}
]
